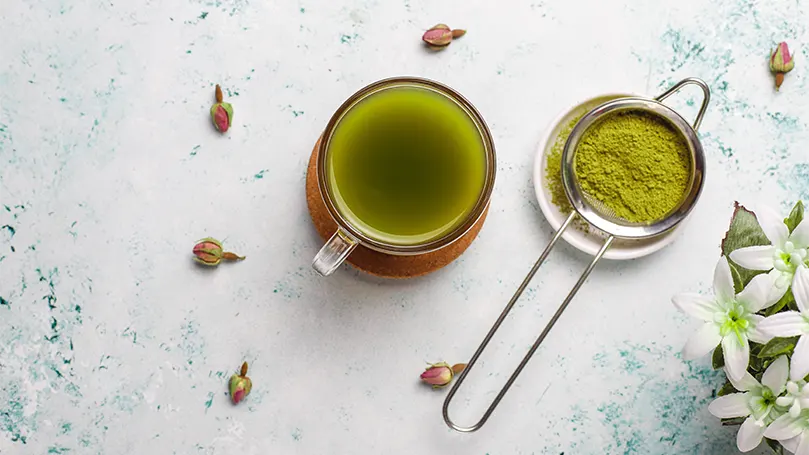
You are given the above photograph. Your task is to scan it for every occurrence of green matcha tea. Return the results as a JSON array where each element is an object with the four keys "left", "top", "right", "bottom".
[{"left": 326, "top": 85, "right": 487, "bottom": 245}]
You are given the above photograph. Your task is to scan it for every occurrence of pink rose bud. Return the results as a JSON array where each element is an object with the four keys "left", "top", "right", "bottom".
[
  {"left": 229, "top": 362, "right": 253, "bottom": 404},
  {"left": 422, "top": 24, "right": 466, "bottom": 49},
  {"left": 193, "top": 237, "right": 245, "bottom": 266},
  {"left": 420, "top": 362, "right": 466, "bottom": 388},
  {"left": 770, "top": 42, "right": 795, "bottom": 91},
  {"left": 210, "top": 84, "right": 234, "bottom": 132}
]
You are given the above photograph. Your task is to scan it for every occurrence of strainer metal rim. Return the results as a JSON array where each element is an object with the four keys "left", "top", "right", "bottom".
[{"left": 560, "top": 97, "right": 706, "bottom": 239}]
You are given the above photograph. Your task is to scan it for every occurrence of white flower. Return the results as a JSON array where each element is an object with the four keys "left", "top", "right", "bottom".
[
  {"left": 709, "top": 356, "right": 789, "bottom": 452},
  {"left": 672, "top": 256, "right": 776, "bottom": 381},
  {"left": 759, "top": 265, "right": 809, "bottom": 382},
  {"left": 776, "top": 379, "right": 809, "bottom": 418},
  {"left": 729, "top": 206, "right": 809, "bottom": 303},
  {"left": 765, "top": 409, "right": 809, "bottom": 454}
]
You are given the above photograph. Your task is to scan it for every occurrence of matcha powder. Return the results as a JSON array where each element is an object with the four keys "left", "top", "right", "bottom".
[{"left": 573, "top": 110, "right": 691, "bottom": 223}]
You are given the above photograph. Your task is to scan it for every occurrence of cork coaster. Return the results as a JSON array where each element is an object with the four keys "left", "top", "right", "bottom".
[{"left": 305, "top": 138, "right": 488, "bottom": 278}]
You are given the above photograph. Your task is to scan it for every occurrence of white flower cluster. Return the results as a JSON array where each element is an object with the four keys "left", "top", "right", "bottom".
[{"left": 674, "top": 205, "right": 809, "bottom": 454}]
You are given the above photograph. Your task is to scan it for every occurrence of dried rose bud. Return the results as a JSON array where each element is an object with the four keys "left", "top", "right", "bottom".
[
  {"left": 193, "top": 237, "right": 245, "bottom": 266},
  {"left": 770, "top": 42, "right": 795, "bottom": 91},
  {"left": 422, "top": 24, "right": 466, "bottom": 49},
  {"left": 229, "top": 362, "right": 252, "bottom": 404},
  {"left": 420, "top": 362, "right": 466, "bottom": 388},
  {"left": 210, "top": 84, "right": 234, "bottom": 132}
]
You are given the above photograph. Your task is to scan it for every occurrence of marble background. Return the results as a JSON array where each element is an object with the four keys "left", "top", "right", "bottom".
[{"left": 1, "top": 0, "right": 807, "bottom": 453}]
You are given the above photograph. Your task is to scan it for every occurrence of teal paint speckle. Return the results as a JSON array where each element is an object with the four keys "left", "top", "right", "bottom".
[
  {"left": 292, "top": 110, "right": 303, "bottom": 117},
  {"left": 340, "top": 33, "right": 358, "bottom": 44},
  {"left": 204, "top": 392, "right": 214, "bottom": 412},
  {"left": 0, "top": 296, "right": 9, "bottom": 307},
  {"left": 618, "top": 349, "right": 644, "bottom": 373},
  {"left": 37, "top": 267, "right": 59, "bottom": 310},
  {"left": 254, "top": 170, "right": 267, "bottom": 179},
  {"left": 1, "top": 225, "right": 15, "bottom": 238},
  {"left": 190, "top": 145, "right": 201, "bottom": 156},
  {"left": 292, "top": 427, "right": 302, "bottom": 441},
  {"left": 569, "top": 343, "right": 731, "bottom": 453},
  {"left": 199, "top": 11, "right": 208, "bottom": 19},
  {"left": 767, "top": 112, "right": 801, "bottom": 130},
  {"left": 47, "top": 446, "right": 70, "bottom": 453},
  {"left": 59, "top": 422, "right": 72, "bottom": 435},
  {"left": 660, "top": 28, "right": 706, "bottom": 71},
  {"left": 186, "top": 50, "right": 192, "bottom": 54},
  {"left": 300, "top": 7, "right": 305, "bottom": 13},
  {"left": 1, "top": 381, "right": 30, "bottom": 445},
  {"left": 781, "top": 164, "right": 809, "bottom": 201}
]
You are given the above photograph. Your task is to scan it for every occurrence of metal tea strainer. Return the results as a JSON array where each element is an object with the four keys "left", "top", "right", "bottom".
[{"left": 442, "top": 77, "right": 711, "bottom": 432}]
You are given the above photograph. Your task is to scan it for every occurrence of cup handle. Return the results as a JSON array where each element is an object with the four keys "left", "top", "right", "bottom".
[{"left": 312, "top": 229, "right": 359, "bottom": 276}]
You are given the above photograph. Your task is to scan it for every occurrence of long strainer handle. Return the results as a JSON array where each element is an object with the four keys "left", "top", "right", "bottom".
[{"left": 442, "top": 212, "right": 615, "bottom": 432}]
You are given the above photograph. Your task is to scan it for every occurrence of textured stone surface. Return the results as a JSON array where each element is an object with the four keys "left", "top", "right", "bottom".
[{"left": 1, "top": 0, "right": 804, "bottom": 453}]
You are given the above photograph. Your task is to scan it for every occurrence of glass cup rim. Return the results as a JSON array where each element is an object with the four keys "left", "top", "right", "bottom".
[{"left": 316, "top": 76, "right": 497, "bottom": 255}]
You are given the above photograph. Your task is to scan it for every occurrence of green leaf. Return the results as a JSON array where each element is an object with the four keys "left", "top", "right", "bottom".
[
  {"left": 717, "top": 380, "right": 737, "bottom": 397},
  {"left": 785, "top": 201, "right": 805, "bottom": 233},
  {"left": 766, "top": 437, "right": 785, "bottom": 455},
  {"left": 721, "top": 416, "right": 746, "bottom": 426},
  {"left": 749, "top": 354, "right": 764, "bottom": 372},
  {"left": 766, "top": 288, "right": 794, "bottom": 316},
  {"left": 712, "top": 345, "right": 725, "bottom": 370},
  {"left": 728, "top": 261, "right": 745, "bottom": 294},
  {"left": 721, "top": 202, "right": 770, "bottom": 286},
  {"left": 757, "top": 336, "right": 799, "bottom": 358},
  {"left": 789, "top": 296, "right": 800, "bottom": 311}
]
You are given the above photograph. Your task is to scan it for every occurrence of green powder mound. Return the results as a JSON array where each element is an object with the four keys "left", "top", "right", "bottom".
[
  {"left": 574, "top": 110, "right": 690, "bottom": 223},
  {"left": 545, "top": 114, "right": 583, "bottom": 215},
  {"left": 545, "top": 113, "right": 590, "bottom": 232}
]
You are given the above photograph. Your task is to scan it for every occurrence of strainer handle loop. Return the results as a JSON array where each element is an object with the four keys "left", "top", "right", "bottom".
[
  {"left": 442, "top": 212, "right": 614, "bottom": 432},
  {"left": 654, "top": 77, "right": 711, "bottom": 131}
]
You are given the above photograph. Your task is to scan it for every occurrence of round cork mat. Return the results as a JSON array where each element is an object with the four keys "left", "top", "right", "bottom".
[{"left": 306, "top": 138, "right": 488, "bottom": 278}]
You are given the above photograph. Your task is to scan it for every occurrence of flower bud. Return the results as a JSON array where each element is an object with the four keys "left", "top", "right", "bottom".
[
  {"left": 193, "top": 237, "right": 245, "bottom": 266},
  {"left": 422, "top": 24, "right": 465, "bottom": 49},
  {"left": 420, "top": 362, "right": 466, "bottom": 388},
  {"left": 770, "top": 42, "right": 795, "bottom": 91},
  {"left": 211, "top": 84, "right": 234, "bottom": 132},
  {"left": 229, "top": 362, "right": 253, "bottom": 404}
]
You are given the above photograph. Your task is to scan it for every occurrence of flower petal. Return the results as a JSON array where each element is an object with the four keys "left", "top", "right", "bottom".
[
  {"left": 730, "top": 245, "right": 776, "bottom": 271},
  {"left": 797, "top": 432, "right": 809, "bottom": 455},
  {"left": 724, "top": 333, "right": 751, "bottom": 382},
  {"left": 765, "top": 413, "right": 805, "bottom": 441},
  {"left": 737, "top": 416, "right": 767, "bottom": 452},
  {"left": 795, "top": 266, "right": 809, "bottom": 313},
  {"left": 715, "top": 257, "right": 736, "bottom": 303},
  {"left": 792, "top": 336, "right": 809, "bottom": 382},
  {"left": 672, "top": 293, "right": 719, "bottom": 321},
  {"left": 747, "top": 314, "right": 772, "bottom": 345},
  {"left": 708, "top": 393, "right": 752, "bottom": 418},
  {"left": 727, "top": 370, "right": 761, "bottom": 393},
  {"left": 763, "top": 355, "right": 790, "bottom": 395},
  {"left": 784, "top": 435, "right": 801, "bottom": 453},
  {"left": 682, "top": 323, "right": 722, "bottom": 360},
  {"left": 768, "top": 268, "right": 791, "bottom": 305},
  {"left": 757, "top": 205, "right": 790, "bottom": 248},
  {"left": 791, "top": 217, "right": 809, "bottom": 248},
  {"left": 758, "top": 312, "right": 809, "bottom": 338},
  {"left": 739, "top": 273, "right": 778, "bottom": 312}
]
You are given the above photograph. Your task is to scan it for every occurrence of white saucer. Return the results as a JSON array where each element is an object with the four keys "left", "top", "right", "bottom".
[{"left": 532, "top": 93, "right": 688, "bottom": 260}]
